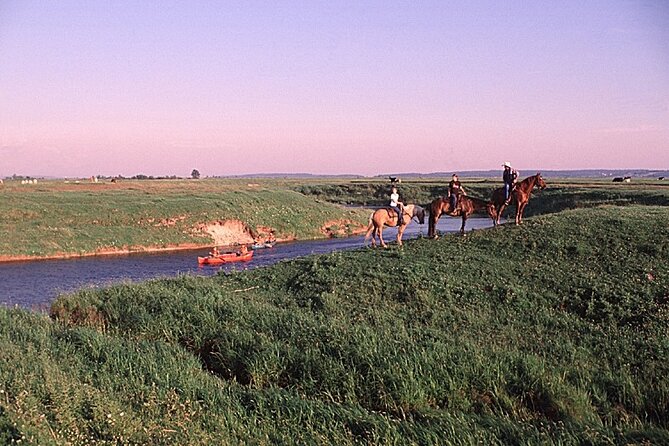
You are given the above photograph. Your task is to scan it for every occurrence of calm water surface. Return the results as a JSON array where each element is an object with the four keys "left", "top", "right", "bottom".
[{"left": 1, "top": 217, "right": 494, "bottom": 309}]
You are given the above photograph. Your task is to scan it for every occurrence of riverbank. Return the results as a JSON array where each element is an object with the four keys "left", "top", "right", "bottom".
[
  {"left": 0, "top": 206, "right": 667, "bottom": 444},
  {"left": 0, "top": 179, "right": 369, "bottom": 261},
  {"left": 2, "top": 216, "right": 477, "bottom": 308},
  {"left": 5, "top": 177, "right": 666, "bottom": 262}
]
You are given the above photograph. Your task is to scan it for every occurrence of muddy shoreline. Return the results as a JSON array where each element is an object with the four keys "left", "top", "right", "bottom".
[
  {"left": 0, "top": 213, "right": 370, "bottom": 264},
  {"left": 0, "top": 232, "right": 369, "bottom": 264}
]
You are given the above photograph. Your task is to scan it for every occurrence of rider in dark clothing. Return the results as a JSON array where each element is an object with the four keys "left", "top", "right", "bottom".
[
  {"left": 502, "top": 162, "right": 518, "bottom": 205},
  {"left": 448, "top": 174, "right": 465, "bottom": 214}
]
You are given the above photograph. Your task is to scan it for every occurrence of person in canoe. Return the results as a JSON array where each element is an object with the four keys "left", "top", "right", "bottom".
[
  {"left": 209, "top": 246, "right": 219, "bottom": 256},
  {"left": 239, "top": 244, "right": 248, "bottom": 255}
]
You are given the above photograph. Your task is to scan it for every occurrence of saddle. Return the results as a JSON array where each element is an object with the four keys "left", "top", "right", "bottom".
[
  {"left": 386, "top": 206, "right": 405, "bottom": 224},
  {"left": 444, "top": 196, "right": 460, "bottom": 216}
]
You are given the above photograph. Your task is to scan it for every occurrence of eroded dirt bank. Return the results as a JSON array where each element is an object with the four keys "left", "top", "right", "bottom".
[{"left": 0, "top": 218, "right": 367, "bottom": 263}]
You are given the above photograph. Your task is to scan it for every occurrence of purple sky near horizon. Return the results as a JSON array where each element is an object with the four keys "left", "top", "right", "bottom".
[{"left": 1, "top": 1, "right": 668, "bottom": 177}]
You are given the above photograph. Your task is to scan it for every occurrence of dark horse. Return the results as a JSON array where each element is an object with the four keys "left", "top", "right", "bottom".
[
  {"left": 427, "top": 195, "right": 497, "bottom": 238},
  {"left": 492, "top": 173, "right": 547, "bottom": 226},
  {"left": 364, "top": 204, "right": 425, "bottom": 248}
]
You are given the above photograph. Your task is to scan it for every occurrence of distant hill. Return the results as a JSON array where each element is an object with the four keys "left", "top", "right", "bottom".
[
  {"left": 215, "top": 173, "right": 366, "bottom": 179},
  {"left": 377, "top": 169, "right": 669, "bottom": 179},
  {"left": 217, "top": 169, "right": 669, "bottom": 180},
  {"left": 8, "top": 170, "right": 668, "bottom": 181}
]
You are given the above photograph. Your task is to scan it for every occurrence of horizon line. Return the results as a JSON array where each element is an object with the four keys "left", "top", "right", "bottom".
[{"left": 4, "top": 167, "right": 669, "bottom": 181}]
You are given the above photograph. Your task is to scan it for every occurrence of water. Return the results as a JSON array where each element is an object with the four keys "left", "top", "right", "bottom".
[{"left": 0, "top": 217, "right": 494, "bottom": 309}]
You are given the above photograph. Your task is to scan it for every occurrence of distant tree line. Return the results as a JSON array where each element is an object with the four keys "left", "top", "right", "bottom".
[
  {"left": 97, "top": 174, "right": 183, "bottom": 180},
  {"left": 3, "top": 173, "right": 205, "bottom": 181},
  {"left": 5, "top": 174, "right": 38, "bottom": 181}
]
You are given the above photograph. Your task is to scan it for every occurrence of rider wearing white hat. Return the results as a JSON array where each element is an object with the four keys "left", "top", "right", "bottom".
[{"left": 502, "top": 162, "right": 518, "bottom": 205}]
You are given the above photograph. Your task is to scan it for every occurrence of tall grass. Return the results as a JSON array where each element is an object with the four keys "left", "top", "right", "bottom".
[{"left": 1, "top": 206, "right": 664, "bottom": 443}]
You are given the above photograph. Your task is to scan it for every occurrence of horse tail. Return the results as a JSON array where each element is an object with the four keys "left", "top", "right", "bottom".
[{"left": 363, "top": 212, "right": 375, "bottom": 245}]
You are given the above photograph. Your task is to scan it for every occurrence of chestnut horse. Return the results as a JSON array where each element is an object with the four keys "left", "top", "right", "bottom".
[
  {"left": 364, "top": 204, "right": 425, "bottom": 248},
  {"left": 427, "top": 195, "right": 497, "bottom": 238},
  {"left": 492, "top": 173, "right": 547, "bottom": 226}
]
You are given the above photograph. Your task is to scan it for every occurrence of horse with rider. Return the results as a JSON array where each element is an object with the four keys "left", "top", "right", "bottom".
[
  {"left": 364, "top": 184, "right": 425, "bottom": 248},
  {"left": 364, "top": 165, "right": 547, "bottom": 246}
]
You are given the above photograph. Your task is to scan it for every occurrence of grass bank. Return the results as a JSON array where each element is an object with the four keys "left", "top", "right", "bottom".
[
  {"left": 295, "top": 178, "right": 669, "bottom": 210},
  {"left": 0, "top": 179, "right": 368, "bottom": 260},
  {"left": 3, "top": 177, "right": 665, "bottom": 261},
  {"left": 1, "top": 205, "right": 667, "bottom": 444}
]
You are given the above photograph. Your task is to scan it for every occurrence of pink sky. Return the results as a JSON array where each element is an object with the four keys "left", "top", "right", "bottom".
[{"left": 1, "top": 1, "right": 668, "bottom": 177}]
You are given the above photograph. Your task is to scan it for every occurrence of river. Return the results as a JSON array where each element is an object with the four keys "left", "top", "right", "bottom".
[{"left": 1, "top": 217, "right": 494, "bottom": 309}]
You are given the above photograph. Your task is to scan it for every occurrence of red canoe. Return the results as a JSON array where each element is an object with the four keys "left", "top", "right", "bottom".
[{"left": 198, "top": 250, "right": 254, "bottom": 265}]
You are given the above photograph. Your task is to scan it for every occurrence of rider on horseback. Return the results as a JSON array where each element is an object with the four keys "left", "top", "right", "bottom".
[
  {"left": 502, "top": 162, "right": 518, "bottom": 205},
  {"left": 389, "top": 186, "right": 404, "bottom": 225},
  {"left": 447, "top": 173, "right": 465, "bottom": 215}
]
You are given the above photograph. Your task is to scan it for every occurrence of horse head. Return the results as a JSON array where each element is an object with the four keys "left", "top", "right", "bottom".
[
  {"left": 413, "top": 205, "right": 426, "bottom": 224},
  {"left": 486, "top": 201, "right": 497, "bottom": 220},
  {"left": 535, "top": 173, "right": 547, "bottom": 190}
]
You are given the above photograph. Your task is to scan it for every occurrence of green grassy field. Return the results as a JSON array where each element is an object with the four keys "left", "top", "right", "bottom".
[
  {"left": 0, "top": 179, "right": 369, "bottom": 259},
  {"left": 2, "top": 177, "right": 666, "bottom": 259},
  {"left": 1, "top": 201, "right": 667, "bottom": 444},
  {"left": 295, "top": 177, "right": 669, "bottom": 210}
]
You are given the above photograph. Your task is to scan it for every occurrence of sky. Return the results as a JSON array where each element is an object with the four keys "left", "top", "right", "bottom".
[{"left": 1, "top": 1, "right": 668, "bottom": 177}]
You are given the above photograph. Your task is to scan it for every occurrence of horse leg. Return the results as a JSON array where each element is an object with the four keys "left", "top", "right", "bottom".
[
  {"left": 427, "top": 208, "right": 435, "bottom": 238},
  {"left": 364, "top": 222, "right": 374, "bottom": 246},
  {"left": 379, "top": 226, "right": 388, "bottom": 248},
  {"left": 517, "top": 201, "right": 527, "bottom": 225},
  {"left": 497, "top": 204, "right": 506, "bottom": 225},
  {"left": 514, "top": 198, "right": 524, "bottom": 225},
  {"left": 431, "top": 210, "right": 441, "bottom": 239},
  {"left": 397, "top": 223, "right": 405, "bottom": 246},
  {"left": 460, "top": 214, "right": 467, "bottom": 234},
  {"left": 516, "top": 203, "right": 522, "bottom": 225}
]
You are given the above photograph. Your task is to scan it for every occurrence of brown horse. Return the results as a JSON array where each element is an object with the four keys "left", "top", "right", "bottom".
[
  {"left": 427, "top": 195, "right": 497, "bottom": 238},
  {"left": 492, "top": 173, "right": 547, "bottom": 226},
  {"left": 364, "top": 204, "right": 425, "bottom": 248}
]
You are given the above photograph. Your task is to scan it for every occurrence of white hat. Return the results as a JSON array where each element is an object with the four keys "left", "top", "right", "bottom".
[{"left": 502, "top": 161, "right": 512, "bottom": 168}]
